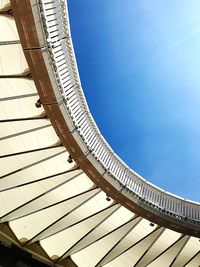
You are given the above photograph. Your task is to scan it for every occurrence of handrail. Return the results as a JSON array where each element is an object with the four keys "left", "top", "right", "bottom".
[{"left": 36, "top": 0, "right": 200, "bottom": 224}]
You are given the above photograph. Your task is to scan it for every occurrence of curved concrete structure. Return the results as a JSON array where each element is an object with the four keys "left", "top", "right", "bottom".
[{"left": 0, "top": 0, "right": 200, "bottom": 266}]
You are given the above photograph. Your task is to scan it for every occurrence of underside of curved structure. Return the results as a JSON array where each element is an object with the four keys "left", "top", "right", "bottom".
[{"left": 0, "top": 0, "right": 200, "bottom": 266}]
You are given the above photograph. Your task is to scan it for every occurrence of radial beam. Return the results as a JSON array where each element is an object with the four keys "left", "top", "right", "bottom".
[
  {"left": 0, "top": 93, "right": 38, "bottom": 102},
  {"left": 0, "top": 8, "right": 13, "bottom": 17},
  {"left": 0, "top": 123, "right": 51, "bottom": 141},
  {"left": 0, "top": 40, "right": 20, "bottom": 45},
  {"left": 0, "top": 117, "right": 48, "bottom": 123},
  {"left": 0, "top": 143, "right": 62, "bottom": 159}
]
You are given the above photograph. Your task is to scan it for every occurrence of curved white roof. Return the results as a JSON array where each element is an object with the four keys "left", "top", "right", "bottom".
[{"left": 0, "top": 1, "right": 199, "bottom": 266}]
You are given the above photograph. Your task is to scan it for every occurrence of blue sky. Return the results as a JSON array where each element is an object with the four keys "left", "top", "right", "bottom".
[{"left": 68, "top": 0, "right": 200, "bottom": 201}]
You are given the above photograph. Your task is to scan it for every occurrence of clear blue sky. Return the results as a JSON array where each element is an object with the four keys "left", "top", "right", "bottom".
[{"left": 68, "top": 0, "right": 200, "bottom": 202}]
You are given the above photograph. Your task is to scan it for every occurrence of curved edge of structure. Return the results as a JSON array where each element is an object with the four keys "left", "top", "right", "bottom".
[{"left": 10, "top": 0, "right": 200, "bottom": 238}]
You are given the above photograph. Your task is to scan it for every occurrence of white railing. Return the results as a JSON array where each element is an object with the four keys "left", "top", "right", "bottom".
[{"left": 37, "top": 0, "right": 200, "bottom": 224}]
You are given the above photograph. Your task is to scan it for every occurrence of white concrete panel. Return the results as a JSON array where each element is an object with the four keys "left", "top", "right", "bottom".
[
  {"left": 0, "top": 146, "right": 65, "bottom": 177},
  {"left": 0, "top": 122, "right": 58, "bottom": 155},
  {"left": 0, "top": 44, "right": 28, "bottom": 74},
  {"left": 0, "top": 151, "right": 73, "bottom": 191},
  {"left": 0, "top": 16, "right": 19, "bottom": 41},
  {"left": 0, "top": 0, "right": 11, "bottom": 9},
  {"left": 0, "top": 78, "right": 37, "bottom": 98}
]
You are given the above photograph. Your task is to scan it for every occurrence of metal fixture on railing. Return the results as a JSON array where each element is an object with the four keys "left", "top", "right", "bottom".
[{"left": 35, "top": 0, "right": 200, "bottom": 224}]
